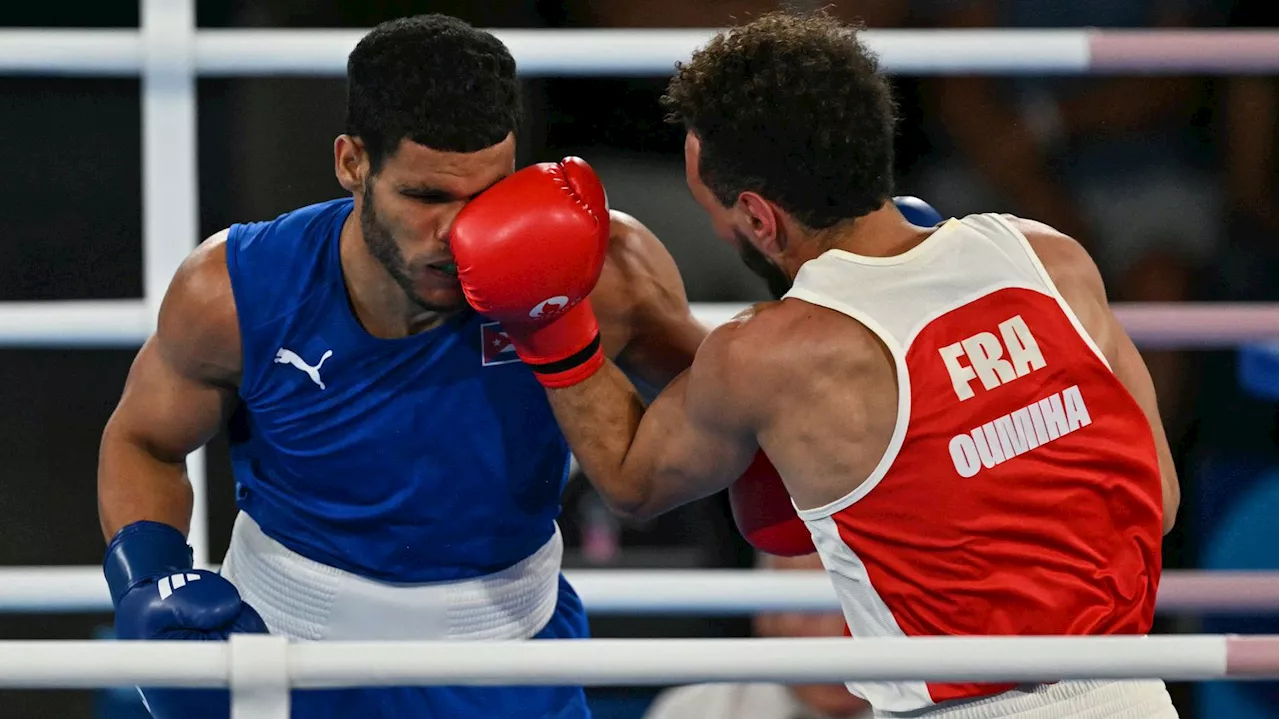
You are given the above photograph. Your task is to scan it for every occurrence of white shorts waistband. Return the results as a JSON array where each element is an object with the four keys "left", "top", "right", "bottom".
[
  {"left": 874, "top": 680, "right": 1177, "bottom": 719},
  {"left": 220, "top": 511, "right": 563, "bottom": 642}
]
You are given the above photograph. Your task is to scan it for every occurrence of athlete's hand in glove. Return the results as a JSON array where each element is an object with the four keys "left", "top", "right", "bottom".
[
  {"left": 730, "top": 450, "right": 816, "bottom": 556},
  {"left": 452, "top": 157, "right": 610, "bottom": 388},
  {"left": 893, "top": 195, "right": 943, "bottom": 227},
  {"left": 104, "top": 520, "right": 267, "bottom": 718}
]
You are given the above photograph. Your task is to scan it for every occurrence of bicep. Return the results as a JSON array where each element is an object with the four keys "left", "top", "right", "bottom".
[
  {"left": 106, "top": 337, "right": 237, "bottom": 462},
  {"left": 105, "top": 235, "right": 241, "bottom": 460},
  {"left": 624, "top": 358, "right": 758, "bottom": 520},
  {"left": 1103, "top": 310, "right": 1180, "bottom": 533}
]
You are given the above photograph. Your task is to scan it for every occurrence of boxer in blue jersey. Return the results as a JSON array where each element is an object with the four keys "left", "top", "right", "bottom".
[{"left": 95, "top": 15, "right": 719, "bottom": 719}]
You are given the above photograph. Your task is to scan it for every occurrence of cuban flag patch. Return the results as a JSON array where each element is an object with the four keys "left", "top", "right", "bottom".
[{"left": 481, "top": 322, "right": 520, "bottom": 366}]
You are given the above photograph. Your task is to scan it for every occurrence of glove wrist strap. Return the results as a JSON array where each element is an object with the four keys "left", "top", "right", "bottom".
[
  {"left": 103, "top": 521, "right": 194, "bottom": 606},
  {"left": 527, "top": 335, "right": 605, "bottom": 388}
]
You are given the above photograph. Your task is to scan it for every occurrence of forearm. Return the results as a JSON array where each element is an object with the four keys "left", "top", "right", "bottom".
[
  {"left": 97, "top": 421, "right": 195, "bottom": 541},
  {"left": 545, "top": 360, "right": 652, "bottom": 515}
]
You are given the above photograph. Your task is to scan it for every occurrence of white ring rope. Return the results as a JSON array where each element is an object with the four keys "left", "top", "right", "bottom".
[
  {"left": 1, "top": 567, "right": 1273, "bottom": 615},
  {"left": 0, "top": 28, "right": 1274, "bottom": 76},
  {"left": 0, "top": 300, "right": 1271, "bottom": 348},
  {"left": 0, "top": 635, "right": 1274, "bottom": 690}
]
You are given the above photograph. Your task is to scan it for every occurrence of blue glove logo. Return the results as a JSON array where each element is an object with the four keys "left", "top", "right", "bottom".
[{"left": 157, "top": 572, "right": 203, "bottom": 601}]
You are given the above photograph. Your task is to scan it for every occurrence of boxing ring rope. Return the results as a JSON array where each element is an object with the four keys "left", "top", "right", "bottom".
[
  {"left": 1, "top": 567, "right": 1275, "bottom": 615},
  {"left": 0, "top": 635, "right": 1275, "bottom": 689},
  {"left": 0, "top": 635, "right": 1275, "bottom": 719},
  {"left": 0, "top": 300, "right": 1272, "bottom": 349},
  {"left": 0, "top": 28, "right": 1275, "bottom": 76}
]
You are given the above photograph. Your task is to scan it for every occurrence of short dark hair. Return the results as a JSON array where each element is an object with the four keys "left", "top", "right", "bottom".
[
  {"left": 661, "top": 11, "right": 896, "bottom": 230},
  {"left": 345, "top": 14, "right": 520, "bottom": 171}
]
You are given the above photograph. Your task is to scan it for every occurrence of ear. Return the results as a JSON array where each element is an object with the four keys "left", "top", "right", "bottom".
[
  {"left": 334, "top": 135, "right": 368, "bottom": 193},
  {"left": 738, "top": 191, "right": 784, "bottom": 255}
]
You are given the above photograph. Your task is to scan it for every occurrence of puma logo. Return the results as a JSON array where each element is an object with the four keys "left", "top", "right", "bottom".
[{"left": 274, "top": 348, "right": 333, "bottom": 390}]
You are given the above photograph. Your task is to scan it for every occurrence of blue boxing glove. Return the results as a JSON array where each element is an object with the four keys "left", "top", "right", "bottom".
[
  {"left": 893, "top": 195, "right": 944, "bottom": 227},
  {"left": 105, "top": 521, "right": 268, "bottom": 719},
  {"left": 1238, "top": 344, "right": 1279, "bottom": 400}
]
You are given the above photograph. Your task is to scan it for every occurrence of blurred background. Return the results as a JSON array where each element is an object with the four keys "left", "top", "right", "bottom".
[{"left": 0, "top": 1, "right": 1275, "bottom": 718}]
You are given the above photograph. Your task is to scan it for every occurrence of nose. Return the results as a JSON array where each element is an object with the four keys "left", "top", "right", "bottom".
[{"left": 441, "top": 199, "right": 468, "bottom": 227}]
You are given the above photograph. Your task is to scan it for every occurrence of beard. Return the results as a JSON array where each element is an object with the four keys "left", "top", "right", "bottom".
[
  {"left": 360, "top": 184, "right": 463, "bottom": 313},
  {"left": 734, "top": 229, "right": 793, "bottom": 300}
]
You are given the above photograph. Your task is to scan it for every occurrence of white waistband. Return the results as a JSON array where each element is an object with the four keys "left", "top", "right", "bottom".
[
  {"left": 220, "top": 511, "right": 563, "bottom": 641},
  {"left": 874, "top": 680, "right": 1177, "bottom": 719}
]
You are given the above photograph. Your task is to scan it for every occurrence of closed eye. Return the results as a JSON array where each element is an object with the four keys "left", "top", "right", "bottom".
[{"left": 399, "top": 187, "right": 457, "bottom": 204}]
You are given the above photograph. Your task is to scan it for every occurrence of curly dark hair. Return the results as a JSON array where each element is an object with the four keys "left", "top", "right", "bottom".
[
  {"left": 345, "top": 14, "right": 520, "bottom": 171},
  {"left": 661, "top": 11, "right": 896, "bottom": 230}
]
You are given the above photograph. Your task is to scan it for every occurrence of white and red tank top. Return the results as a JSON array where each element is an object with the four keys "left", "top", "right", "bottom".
[{"left": 784, "top": 214, "right": 1164, "bottom": 713}]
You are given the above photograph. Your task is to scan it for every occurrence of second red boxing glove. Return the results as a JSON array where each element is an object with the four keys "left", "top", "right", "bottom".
[
  {"left": 729, "top": 450, "right": 816, "bottom": 556},
  {"left": 452, "top": 157, "right": 610, "bottom": 388}
]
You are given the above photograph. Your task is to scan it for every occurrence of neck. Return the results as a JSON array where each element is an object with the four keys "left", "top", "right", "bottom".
[
  {"left": 826, "top": 200, "right": 932, "bottom": 258},
  {"left": 781, "top": 200, "right": 930, "bottom": 278},
  {"left": 338, "top": 211, "right": 456, "bottom": 338}
]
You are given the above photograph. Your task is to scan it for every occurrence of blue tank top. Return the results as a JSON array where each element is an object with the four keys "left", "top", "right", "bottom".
[{"left": 225, "top": 198, "right": 571, "bottom": 582}]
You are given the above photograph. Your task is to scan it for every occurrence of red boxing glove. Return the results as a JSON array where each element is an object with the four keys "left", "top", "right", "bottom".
[
  {"left": 452, "top": 157, "right": 610, "bottom": 388},
  {"left": 729, "top": 450, "right": 816, "bottom": 556}
]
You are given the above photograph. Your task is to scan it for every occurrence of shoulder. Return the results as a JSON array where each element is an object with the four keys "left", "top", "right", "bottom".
[
  {"left": 999, "top": 214, "right": 1083, "bottom": 259},
  {"left": 163, "top": 230, "right": 235, "bottom": 329},
  {"left": 607, "top": 210, "right": 662, "bottom": 257},
  {"left": 701, "top": 298, "right": 885, "bottom": 373},
  {"left": 692, "top": 296, "right": 889, "bottom": 411},
  {"left": 155, "top": 229, "right": 241, "bottom": 384},
  {"left": 999, "top": 214, "right": 1106, "bottom": 295},
  {"left": 686, "top": 302, "right": 796, "bottom": 403},
  {"left": 591, "top": 209, "right": 697, "bottom": 342},
  {"left": 227, "top": 198, "right": 352, "bottom": 325},
  {"left": 226, "top": 197, "right": 351, "bottom": 275},
  {"left": 596, "top": 210, "right": 687, "bottom": 305},
  {"left": 999, "top": 214, "right": 1119, "bottom": 353},
  {"left": 590, "top": 211, "right": 708, "bottom": 391}
]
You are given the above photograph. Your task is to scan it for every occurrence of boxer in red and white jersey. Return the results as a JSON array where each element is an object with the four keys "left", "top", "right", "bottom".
[{"left": 454, "top": 11, "right": 1181, "bottom": 719}]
